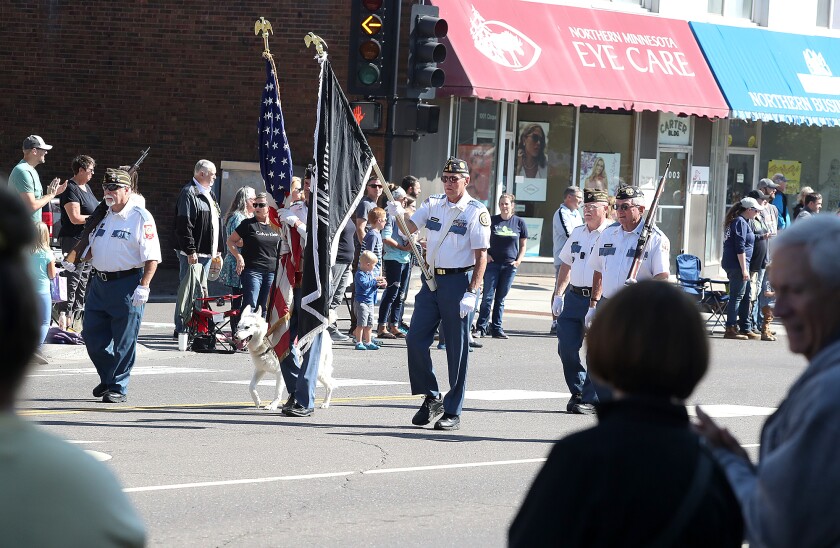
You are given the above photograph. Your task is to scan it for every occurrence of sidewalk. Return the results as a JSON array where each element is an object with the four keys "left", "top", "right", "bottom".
[{"left": 148, "top": 266, "right": 558, "bottom": 318}]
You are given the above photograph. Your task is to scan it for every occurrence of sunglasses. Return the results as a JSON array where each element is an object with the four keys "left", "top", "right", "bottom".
[
  {"left": 441, "top": 175, "right": 463, "bottom": 184},
  {"left": 254, "top": 203, "right": 267, "bottom": 208},
  {"left": 368, "top": 183, "right": 383, "bottom": 188},
  {"left": 614, "top": 203, "right": 638, "bottom": 211},
  {"left": 102, "top": 183, "right": 128, "bottom": 191},
  {"left": 527, "top": 133, "right": 544, "bottom": 144}
]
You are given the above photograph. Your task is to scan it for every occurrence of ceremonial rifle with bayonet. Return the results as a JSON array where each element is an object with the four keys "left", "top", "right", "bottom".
[
  {"left": 626, "top": 157, "right": 672, "bottom": 282},
  {"left": 63, "top": 147, "right": 151, "bottom": 265}
]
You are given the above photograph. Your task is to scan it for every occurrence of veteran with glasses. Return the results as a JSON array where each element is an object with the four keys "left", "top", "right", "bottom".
[
  {"left": 83, "top": 168, "right": 161, "bottom": 403},
  {"left": 587, "top": 186, "right": 671, "bottom": 328},
  {"left": 387, "top": 157, "right": 491, "bottom": 431},
  {"left": 552, "top": 189, "right": 612, "bottom": 415}
]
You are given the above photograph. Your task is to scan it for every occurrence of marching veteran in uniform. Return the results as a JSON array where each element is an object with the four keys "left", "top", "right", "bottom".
[
  {"left": 83, "top": 169, "right": 161, "bottom": 403},
  {"left": 587, "top": 186, "right": 670, "bottom": 327},
  {"left": 551, "top": 189, "right": 611, "bottom": 415},
  {"left": 387, "top": 157, "right": 490, "bottom": 431}
]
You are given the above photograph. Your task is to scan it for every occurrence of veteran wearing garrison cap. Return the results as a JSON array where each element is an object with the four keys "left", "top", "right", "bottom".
[
  {"left": 587, "top": 186, "right": 670, "bottom": 327},
  {"left": 386, "top": 156, "right": 490, "bottom": 430},
  {"left": 552, "top": 188, "right": 612, "bottom": 415},
  {"left": 83, "top": 168, "right": 161, "bottom": 403}
]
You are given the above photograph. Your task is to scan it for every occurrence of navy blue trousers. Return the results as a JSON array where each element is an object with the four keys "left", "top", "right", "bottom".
[
  {"left": 83, "top": 272, "right": 144, "bottom": 395},
  {"left": 406, "top": 272, "right": 471, "bottom": 416},
  {"left": 556, "top": 290, "right": 600, "bottom": 404}
]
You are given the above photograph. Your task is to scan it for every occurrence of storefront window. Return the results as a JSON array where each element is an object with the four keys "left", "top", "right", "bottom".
[
  {"left": 577, "top": 109, "right": 636, "bottom": 194},
  {"left": 760, "top": 123, "right": 840, "bottom": 210},
  {"left": 455, "top": 99, "right": 499, "bottom": 207},
  {"left": 728, "top": 119, "right": 758, "bottom": 148},
  {"left": 512, "top": 104, "right": 576, "bottom": 259}
]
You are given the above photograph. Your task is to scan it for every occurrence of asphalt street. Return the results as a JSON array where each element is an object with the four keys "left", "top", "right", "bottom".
[{"left": 21, "top": 274, "right": 805, "bottom": 547}]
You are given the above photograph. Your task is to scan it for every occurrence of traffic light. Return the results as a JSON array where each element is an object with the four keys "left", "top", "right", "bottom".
[
  {"left": 348, "top": 0, "right": 397, "bottom": 96},
  {"left": 407, "top": 4, "right": 448, "bottom": 100}
]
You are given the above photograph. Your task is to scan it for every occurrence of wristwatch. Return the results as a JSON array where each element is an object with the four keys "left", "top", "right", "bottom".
[{"left": 466, "top": 287, "right": 478, "bottom": 294}]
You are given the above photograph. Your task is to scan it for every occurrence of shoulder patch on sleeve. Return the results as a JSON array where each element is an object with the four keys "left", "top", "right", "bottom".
[
  {"left": 479, "top": 211, "right": 491, "bottom": 227},
  {"left": 143, "top": 223, "right": 156, "bottom": 240}
]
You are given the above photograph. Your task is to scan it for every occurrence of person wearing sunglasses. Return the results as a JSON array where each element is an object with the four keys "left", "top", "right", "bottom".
[
  {"left": 57, "top": 155, "right": 99, "bottom": 330},
  {"left": 354, "top": 176, "right": 384, "bottom": 246},
  {"left": 226, "top": 192, "right": 281, "bottom": 318},
  {"left": 386, "top": 156, "right": 491, "bottom": 431},
  {"left": 515, "top": 124, "right": 547, "bottom": 180},
  {"left": 8, "top": 134, "right": 67, "bottom": 222},
  {"left": 82, "top": 168, "right": 161, "bottom": 403},
  {"left": 587, "top": 186, "right": 671, "bottom": 331},
  {"left": 552, "top": 188, "right": 612, "bottom": 415}
]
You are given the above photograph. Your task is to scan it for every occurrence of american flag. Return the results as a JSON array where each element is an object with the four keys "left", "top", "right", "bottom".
[
  {"left": 258, "top": 58, "right": 300, "bottom": 360},
  {"left": 259, "top": 59, "right": 293, "bottom": 204}
]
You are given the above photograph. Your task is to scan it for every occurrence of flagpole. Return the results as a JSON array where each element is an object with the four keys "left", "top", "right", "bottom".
[
  {"left": 255, "top": 17, "right": 293, "bottom": 337},
  {"left": 302, "top": 32, "right": 437, "bottom": 292}
]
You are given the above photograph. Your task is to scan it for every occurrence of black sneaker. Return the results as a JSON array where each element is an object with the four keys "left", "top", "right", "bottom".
[
  {"left": 281, "top": 394, "right": 296, "bottom": 412},
  {"left": 469, "top": 340, "right": 483, "bottom": 348},
  {"left": 434, "top": 413, "right": 460, "bottom": 430},
  {"left": 92, "top": 383, "right": 108, "bottom": 398},
  {"left": 412, "top": 395, "right": 443, "bottom": 426},
  {"left": 491, "top": 329, "right": 509, "bottom": 339},
  {"left": 102, "top": 391, "right": 127, "bottom": 403},
  {"left": 282, "top": 403, "right": 313, "bottom": 417},
  {"left": 549, "top": 321, "right": 557, "bottom": 335}
]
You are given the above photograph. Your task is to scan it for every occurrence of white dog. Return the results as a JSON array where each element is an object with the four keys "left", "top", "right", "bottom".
[{"left": 234, "top": 305, "right": 335, "bottom": 410}]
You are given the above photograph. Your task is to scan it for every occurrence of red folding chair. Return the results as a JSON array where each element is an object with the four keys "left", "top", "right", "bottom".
[{"left": 185, "top": 294, "right": 242, "bottom": 353}]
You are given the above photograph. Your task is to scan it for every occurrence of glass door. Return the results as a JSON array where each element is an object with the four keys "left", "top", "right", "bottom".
[
  {"left": 726, "top": 152, "right": 757, "bottom": 208},
  {"left": 657, "top": 150, "right": 689, "bottom": 261}
]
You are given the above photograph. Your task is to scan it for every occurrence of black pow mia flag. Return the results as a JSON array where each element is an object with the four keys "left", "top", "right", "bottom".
[{"left": 297, "top": 56, "right": 375, "bottom": 351}]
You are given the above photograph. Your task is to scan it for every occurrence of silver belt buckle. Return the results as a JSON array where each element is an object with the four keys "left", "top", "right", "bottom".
[
  {"left": 581, "top": 287, "right": 591, "bottom": 297},
  {"left": 97, "top": 270, "right": 108, "bottom": 282}
]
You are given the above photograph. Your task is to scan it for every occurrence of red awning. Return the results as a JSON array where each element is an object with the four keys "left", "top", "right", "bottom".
[{"left": 434, "top": 1, "right": 729, "bottom": 118}]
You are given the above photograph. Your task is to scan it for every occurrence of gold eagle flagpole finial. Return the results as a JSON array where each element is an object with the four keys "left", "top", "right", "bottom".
[
  {"left": 304, "top": 32, "right": 328, "bottom": 58},
  {"left": 254, "top": 17, "right": 274, "bottom": 54}
]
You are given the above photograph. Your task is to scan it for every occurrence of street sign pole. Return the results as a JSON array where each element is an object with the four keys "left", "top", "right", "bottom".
[{"left": 383, "top": 0, "right": 401, "bottom": 183}]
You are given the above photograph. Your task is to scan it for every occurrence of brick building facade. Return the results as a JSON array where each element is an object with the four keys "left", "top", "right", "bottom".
[{"left": 1, "top": 1, "right": 405, "bottom": 256}]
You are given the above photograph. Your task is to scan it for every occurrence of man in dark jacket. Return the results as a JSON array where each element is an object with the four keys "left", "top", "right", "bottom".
[{"left": 173, "top": 159, "right": 221, "bottom": 335}]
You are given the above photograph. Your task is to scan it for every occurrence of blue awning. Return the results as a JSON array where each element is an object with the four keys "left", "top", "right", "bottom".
[{"left": 690, "top": 22, "right": 840, "bottom": 126}]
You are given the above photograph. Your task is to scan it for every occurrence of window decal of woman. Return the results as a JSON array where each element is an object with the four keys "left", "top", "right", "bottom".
[
  {"left": 516, "top": 123, "right": 547, "bottom": 180},
  {"left": 584, "top": 156, "right": 608, "bottom": 191}
]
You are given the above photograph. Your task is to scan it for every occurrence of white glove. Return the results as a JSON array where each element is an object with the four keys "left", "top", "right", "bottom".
[
  {"left": 624, "top": 278, "right": 638, "bottom": 286},
  {"left": 61, "top": 260, "right": 76, "bottom": 273},
  {"left": 283, "top": 214, "right": 300, "bottom": 227},
  {"left": 459, "top": 291, "right": 477, "bottom": 318},
  {"left": 584, "top": 307, "right": 597, "bottom": 330},
  {"left": 131, "top": 285, "right": 150, "bottom": 307},
  {"left": 386, "top": 200, "right": 405, "bottom": 218},
  {"left": 552, "top": 295, "right": 564, "bottom": 317}
]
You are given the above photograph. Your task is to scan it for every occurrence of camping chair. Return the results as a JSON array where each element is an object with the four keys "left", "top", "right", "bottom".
[
  {"left": 185, "top": 294, "right": 242, "bottom": 353},
  {"left": 675, "top": 254, "right": 729, "bottom": 334}
]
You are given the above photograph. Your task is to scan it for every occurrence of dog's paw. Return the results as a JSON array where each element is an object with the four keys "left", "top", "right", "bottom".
[
  {"left": 319, "top": 403, "right": 330, "bottom": 409},
  {"left": 265, "top": 402, "right": 280, "bottom": 411}
]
